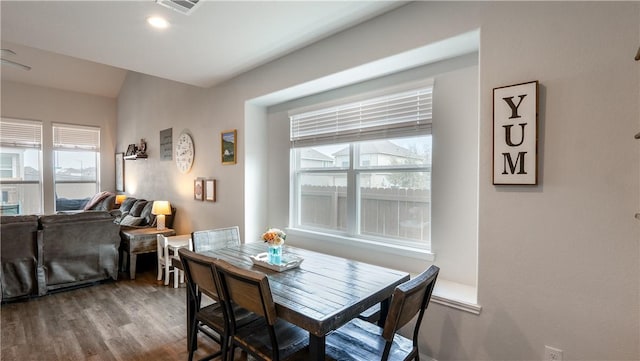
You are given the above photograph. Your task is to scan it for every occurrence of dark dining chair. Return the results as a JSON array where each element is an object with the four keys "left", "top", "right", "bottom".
[
  {"left": 212, "top": 258, "right": 309, "bottom": 361},
  {"left": 325, "top": 265, "right": 440, "bottom": 361},
  {"left": 192, "top": 226, "right": 241, "bottom": 253},
  {"left": 179, "top": 248, "right": 259, "bottom": 361}
]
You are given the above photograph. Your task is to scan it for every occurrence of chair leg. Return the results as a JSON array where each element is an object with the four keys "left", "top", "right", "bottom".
[
  {"left": 164, "top": 261, "right": 171, "bottom": 286},
  {"left": 188, "top": 318, "right": 199, "bottom": 361},
  {"left": 173, "top": 268, "right": 179, "bottom": 288},
  {"left": 227, "top": 344, "right": 236, "bottom": 361},
  {"left": 220, "top": 332, "right": 228, "bottom": 361},
  {"left": 157, "top": 259, "right": 163, "bottom": 281}
]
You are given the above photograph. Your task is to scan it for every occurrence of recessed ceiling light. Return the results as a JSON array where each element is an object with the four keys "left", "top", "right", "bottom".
[{"left": 147, "top": 16, "right": 169, "bottom": 29}]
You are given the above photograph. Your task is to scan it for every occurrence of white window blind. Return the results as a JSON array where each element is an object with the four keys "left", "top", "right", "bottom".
[
  {"left": 0, "top": 118, "right": 42, "bottom": 148},
  {"left": 290, "top": 81, "right": 433, "bottom": 147},
  {"left": 53, "top": 123, "right": 100, "bottom": 151}
]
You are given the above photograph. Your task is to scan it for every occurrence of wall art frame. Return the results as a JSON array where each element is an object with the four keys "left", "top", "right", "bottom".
[
  {"left": 194, "top": 178, "right": 204, "bottom": 201},
  {"left": 221, "top": 129, "right": 237, "bottom": 165},
  {"left": 204, "top": 178, "right": 216, "bottom": 202},
  {"left": 493, "top": 80, "right": 539, "bottom": 185},
  {"left": 115, "top": 153, "right": 124, "bottom": 192},
  {"left": 159, "top": 128, "right": 173, "bottom": 161}
]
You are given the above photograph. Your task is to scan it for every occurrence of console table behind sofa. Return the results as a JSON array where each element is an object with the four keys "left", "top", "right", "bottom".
[{"left": 115, "top": 197, "right": 177, "bottom": 280}]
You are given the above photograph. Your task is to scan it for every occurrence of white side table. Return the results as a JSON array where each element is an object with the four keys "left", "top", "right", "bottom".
[{"left": 157, "top": 234, "right": 192, "bottom": 288}]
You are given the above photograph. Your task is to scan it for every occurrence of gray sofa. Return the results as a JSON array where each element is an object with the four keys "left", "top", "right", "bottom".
[
  {"left": 1, "top": 197, "right": 178, "bottom": 301},
  {"left": 39, "top": 211, "right": 120, "bottom": 292},
  {"left": 0, "top": 215, "right": 45, "bottom": 300},
  {"left": 0, "top": 211, "right": 120, "bottom": 301}
]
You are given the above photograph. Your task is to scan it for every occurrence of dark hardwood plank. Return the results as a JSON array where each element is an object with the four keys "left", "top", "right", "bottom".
[{"left": 1, "top": 269, "right": 251, "bottom": 361}]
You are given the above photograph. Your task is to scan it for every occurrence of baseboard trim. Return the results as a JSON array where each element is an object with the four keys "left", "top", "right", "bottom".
[{"left": 432, "top": 294, "right": 482, "bottom": 315}]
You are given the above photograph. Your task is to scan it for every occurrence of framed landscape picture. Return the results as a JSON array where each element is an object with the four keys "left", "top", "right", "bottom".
[{"left": 221, "top": 129, "right": 237, "bottom": 165}]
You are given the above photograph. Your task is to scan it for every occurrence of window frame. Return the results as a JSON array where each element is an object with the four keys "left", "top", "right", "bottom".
[
  {"left": 52, "top": 123, "right": 101, "bottom": 211},
  {"left": 290, "top": 137, "right": 432, "bottom": 252},
  {"left": 0, "top": 118, "right": 44, "bottom": 215},
  {"left": 288, "top": 80, "right": 435, "bottom": 253}
]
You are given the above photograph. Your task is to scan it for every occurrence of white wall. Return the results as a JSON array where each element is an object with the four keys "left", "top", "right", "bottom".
[
  {"left": 116, "top": 2, "right": 639, "bottom": 360},
  {"left": 1, "top": 80, "right": 117, "bottom": 214}
]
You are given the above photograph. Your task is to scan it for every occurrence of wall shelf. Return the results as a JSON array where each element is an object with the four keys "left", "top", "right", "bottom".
[
  {"left": 124, "top": 140, "right": 148, "bottom": 160},
  {"left": 124, "top": 154, "right": 148, "bottom": 160}
]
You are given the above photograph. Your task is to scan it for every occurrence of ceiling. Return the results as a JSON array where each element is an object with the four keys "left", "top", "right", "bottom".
[{"left": 0, "top": 0, "right": 405, "bottom": 98}]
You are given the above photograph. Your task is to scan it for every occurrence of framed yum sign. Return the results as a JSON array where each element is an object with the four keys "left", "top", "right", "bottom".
[{"left": 493, "top": 81, "right": 539, "bottom": 185}]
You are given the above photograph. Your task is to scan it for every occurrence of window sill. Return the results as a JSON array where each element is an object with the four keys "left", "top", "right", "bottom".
[
  {"left": 286, "top": 228, "right": 435, "bottom": 262},
  {"left": 431, "top": 278, "right": 482, "bottom": 315},
  {"left": 287, "top": 228, "right": 481, "bottom": 315}
]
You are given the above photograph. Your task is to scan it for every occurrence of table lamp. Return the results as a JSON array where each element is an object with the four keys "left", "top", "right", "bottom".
[
  {"left": 115, "top": 194, "right": 127, "bottom": 205},
  {"left": 151, "top": 201, "right": 171, "bottom": 230}
]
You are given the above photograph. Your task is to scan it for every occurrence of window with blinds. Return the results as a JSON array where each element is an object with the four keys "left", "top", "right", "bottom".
[
  {"left": 0, "top": 118, "right": 43, "bottom": 149},
  {"left": 53, "top": 123, "right": 100, "bottom": 151},
  {"left": 290, "top": 81, "right": 433, "bottom": 147},
  {"left": 0, "top": 118, "right": 43, "bottom": 214},
  {"left": 53, "top": 123, "right": 101, "bottom": 211},
  {"left": 289, "top": 81, "right": 433, "bottom": 251}
]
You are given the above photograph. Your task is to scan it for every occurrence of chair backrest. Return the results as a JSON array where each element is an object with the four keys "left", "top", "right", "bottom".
[
  {"left": 192, "top": 226, "right": 241, "bottom": 253},
  {"left": 179, "top": 248, "right": 220, "bottom": 302},
  {"left": 213, "top": 259, "right": 278, "bottom": 326},
  {"left": 382, "top": 265, "right": 439, "bottom": 342}
]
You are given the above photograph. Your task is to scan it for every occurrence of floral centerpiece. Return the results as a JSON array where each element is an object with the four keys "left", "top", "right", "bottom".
[
  {"left": 262, "top": 228, "right": 286, "bottom": 246},
  {"left": 262, "top": 228, "right": 286, "bottom": 264}
]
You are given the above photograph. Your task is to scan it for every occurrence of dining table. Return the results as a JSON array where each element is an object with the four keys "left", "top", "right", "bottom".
[{"left": 189, "top": 242, "right": 410, "bottom": 361}]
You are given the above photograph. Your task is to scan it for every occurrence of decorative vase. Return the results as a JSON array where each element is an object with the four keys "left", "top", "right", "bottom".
[{"left": 268, "top": 244, "right": 282, "bottom": 265}]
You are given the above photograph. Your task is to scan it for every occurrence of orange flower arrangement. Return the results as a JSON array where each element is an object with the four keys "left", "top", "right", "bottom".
[{"left": 261, "top": 228, "right": 286, "bottom": 246}]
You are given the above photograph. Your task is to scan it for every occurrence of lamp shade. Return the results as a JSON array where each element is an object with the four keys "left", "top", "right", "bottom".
[
  {"left": 151, "top": 201, "right": 171, "bottom": 215},
  {"left": 115, "top": 194, "right": 127, "bottom": 205}
]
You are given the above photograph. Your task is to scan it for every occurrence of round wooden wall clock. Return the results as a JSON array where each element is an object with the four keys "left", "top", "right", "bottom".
[{"left": 175, "top": 132, "right": 194, "bottom": 174}]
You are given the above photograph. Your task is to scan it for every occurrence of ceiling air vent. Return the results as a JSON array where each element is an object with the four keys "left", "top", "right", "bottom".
[{"left": 155, "top": 0, "right": 201, "bottom": 15}]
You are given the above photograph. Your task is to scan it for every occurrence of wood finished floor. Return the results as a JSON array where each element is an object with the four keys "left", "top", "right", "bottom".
[{"left": 1, "top": 267, "right": 248, "bottom": 361}]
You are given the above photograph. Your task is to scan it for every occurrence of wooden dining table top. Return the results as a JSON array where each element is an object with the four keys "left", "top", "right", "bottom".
[{"left": 200, "top": 242, "right": 410, "bottom": 337}]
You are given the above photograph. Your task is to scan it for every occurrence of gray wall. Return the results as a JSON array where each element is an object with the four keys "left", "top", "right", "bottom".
[{"left": 116, "top": 2, "right": 639, "bottom": 360}]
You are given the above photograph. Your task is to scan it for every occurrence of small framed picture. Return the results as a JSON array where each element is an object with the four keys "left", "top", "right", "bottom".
[
  {"left": 194, "top": 179, "right": 204, "bottom": 201},
  {"left": 221, "top": 129, "right": 237, "bottom": 165},
  {"left": 205, "top": 179, "right": 216, "bottom": 202},
  {"left": 125, "top": 144, "right": 137, "bottom": 157}
]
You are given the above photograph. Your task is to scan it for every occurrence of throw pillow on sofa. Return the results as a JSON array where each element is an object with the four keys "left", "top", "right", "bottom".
[
  {"left": 139, "top": 201, "right": 157, "bottom": 227},
  {"left": 119, "top": 197, "right": 138, "bottom": 214},
  {"left": 83, "top": 191, "right": 113, "bottom": 210},
  {"left": 129, "top": 200, "right": 148, "bottom": 217},
  {"left": 120, "top": 215, "right": 143, "bottom": 226}
]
